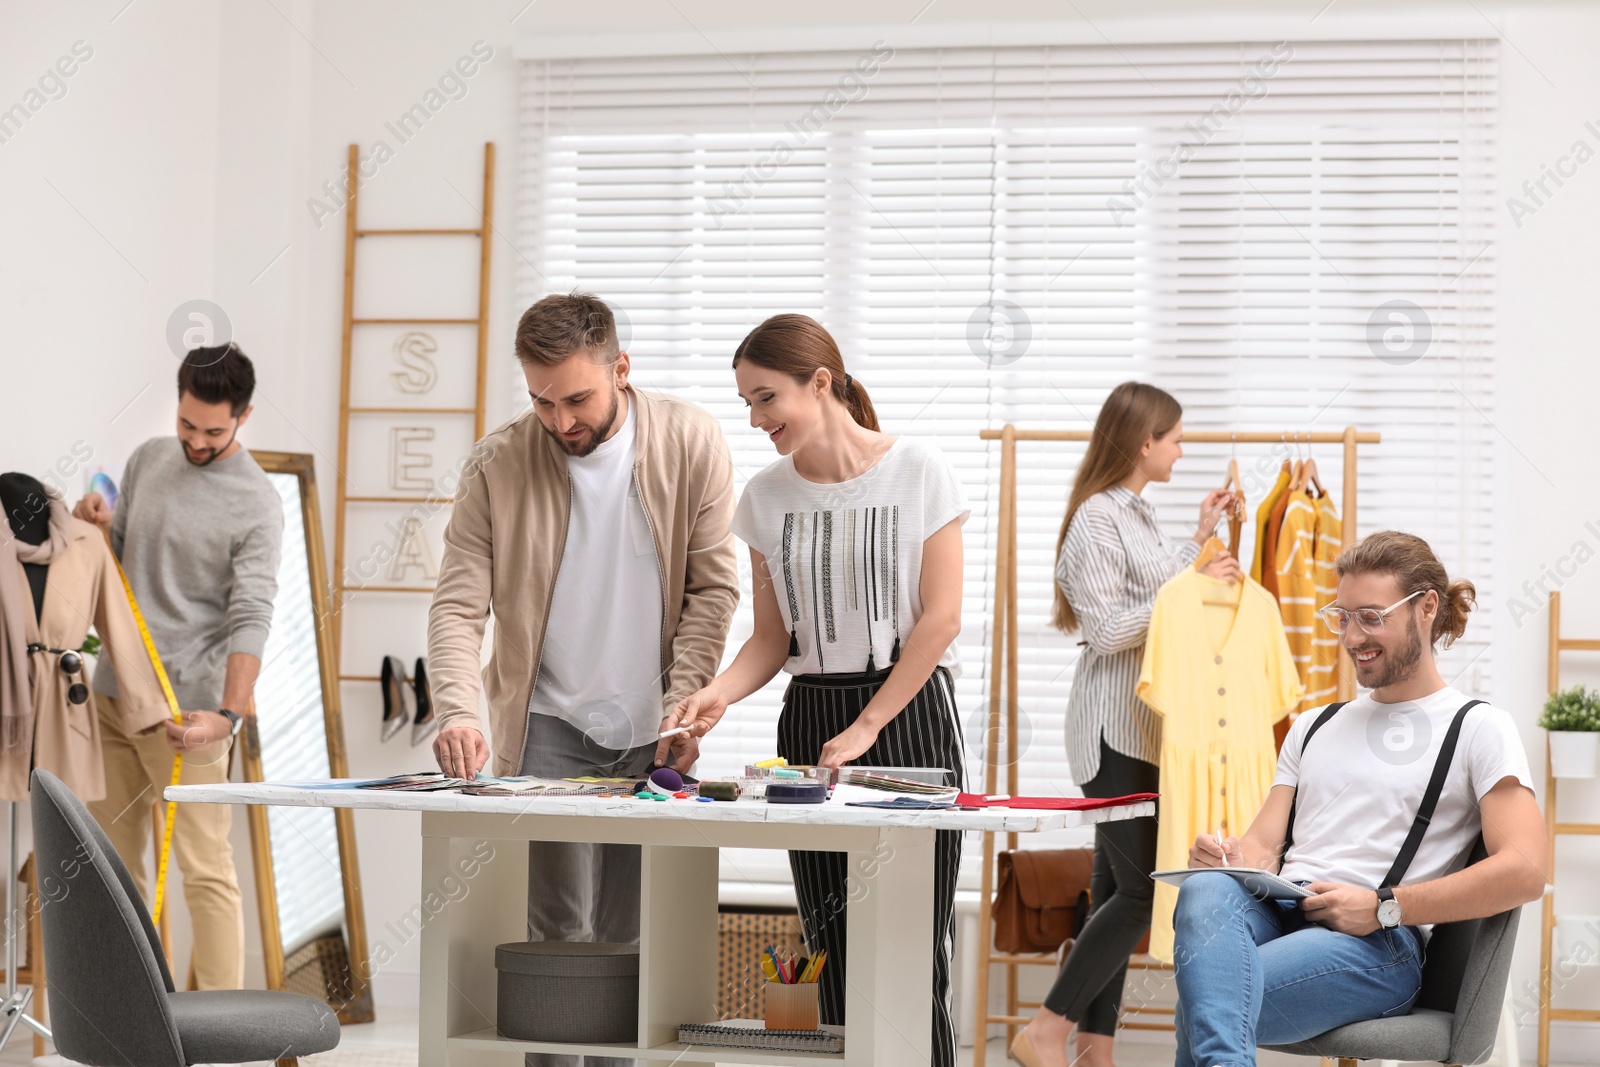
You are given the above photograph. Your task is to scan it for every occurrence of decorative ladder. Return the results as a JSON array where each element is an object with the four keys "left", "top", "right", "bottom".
[
  {"left": 1537, "top": 590, "right": 1600, "bottom": 1066},
  {"left": 329, "top": 141, "right": 495, "bottom": 681}
]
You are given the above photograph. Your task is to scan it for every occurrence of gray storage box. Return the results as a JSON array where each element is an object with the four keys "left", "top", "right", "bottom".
[{"left": 495, "top": 941, "right": 639, "bottom": 1044}]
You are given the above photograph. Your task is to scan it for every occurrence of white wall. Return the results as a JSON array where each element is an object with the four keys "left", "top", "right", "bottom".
[
  {"left": 1486, "top": 3, "right": 1600, "bottom": 1057},
  {"left": 5, "top": 0, "right": 1600, "bottom": 1059}
]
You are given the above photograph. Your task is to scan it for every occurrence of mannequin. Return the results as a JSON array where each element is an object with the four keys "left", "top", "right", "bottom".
[
  {"left": 0, "top": 472, "right": 167, "bottom": 801},
  {"left": 0, "top": 474, "right": 89, "bottom": 723},
  {"left": 0, "top": 473, "right": 57, "bottom": 1064},
  {"left": 0, "top": 475, "right": 49, "bottom": 622}
]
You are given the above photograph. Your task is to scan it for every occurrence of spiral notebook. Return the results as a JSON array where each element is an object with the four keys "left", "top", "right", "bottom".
[{"left": 678, "top": 1019, "right": 845, "bottom": 1053}]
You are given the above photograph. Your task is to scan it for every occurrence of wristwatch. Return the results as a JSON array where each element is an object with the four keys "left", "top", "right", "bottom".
[
  {"left": 1376, "top": 886, "right": 1403, "bottom": 929},
  {"left": 216, "top": 708, "right": 244, "bottom": 738}
]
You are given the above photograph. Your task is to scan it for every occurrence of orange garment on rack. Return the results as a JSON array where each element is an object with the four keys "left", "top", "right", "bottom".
[
  {"left": 1136, "top": 566, "right": 1302, "bottom": 962},
  {"left": 1259, "top": 479, "right": 1294, "bottom": 601},
  {"left": 1250, "top": 462, "right": 1291, "bottom": 586}
]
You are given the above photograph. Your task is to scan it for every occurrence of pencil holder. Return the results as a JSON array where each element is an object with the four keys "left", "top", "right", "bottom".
[{"left": 764, "top": 980, "right": 819, "bottom": 1030}]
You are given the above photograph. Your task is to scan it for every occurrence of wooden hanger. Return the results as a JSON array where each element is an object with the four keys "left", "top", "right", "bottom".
[
  {"left": 1288, "top": 432, "right": 1306, "bottom": 491},
  {"left": 1289, "top": 432, "right": 1324, "bottom": 496},
  {"left": 1198, "top": 543, "right": 1245, "bottom": 605},
  {"left": 1302, "top": 455, "right": 1324, "bottom": 496},
  {"left": 1220, "top": 439, "right": 1246, "bottom": 557},
  {"left": 1194, "top": 535, "right": 1246, "bottom": 605}
]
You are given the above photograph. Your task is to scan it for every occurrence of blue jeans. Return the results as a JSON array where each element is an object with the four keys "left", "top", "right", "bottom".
[{"left": 1172, "top": 872, "right": 1424, "bottom": 1067}]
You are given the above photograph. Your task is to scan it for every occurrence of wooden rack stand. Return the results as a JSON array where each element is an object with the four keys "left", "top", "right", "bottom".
[
  {"left": 330, "top": 141, "right": 495, "bottom": 676},
  {"left": 971, "top": 426, "right": 1380, "bottom": 1065},
  {"left": 1538, "top": 590, "right": 1600, "bottom": 1067}
]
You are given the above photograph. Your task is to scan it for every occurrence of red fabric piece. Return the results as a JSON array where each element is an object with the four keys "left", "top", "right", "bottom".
[{"left": 954, "top": 791, "right": 1158, "bottom": 810}]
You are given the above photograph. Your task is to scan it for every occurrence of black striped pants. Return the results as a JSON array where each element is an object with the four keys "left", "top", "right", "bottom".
[{"left": 777, "top": 665, "right": 965, "bottom": 1067}]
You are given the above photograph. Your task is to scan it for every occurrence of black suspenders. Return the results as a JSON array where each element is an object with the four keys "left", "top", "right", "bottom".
[
  {"left": 1281, "top": 700, "right": 1347, "bottom": 860},
  {"left": 1282, "top": 698, "right": 1486, "bottom": 887}
]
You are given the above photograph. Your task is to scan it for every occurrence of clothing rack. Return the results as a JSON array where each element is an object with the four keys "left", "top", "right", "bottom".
[
  {"left": 970, "top": 426, "right": 1380, "bottom": 1064},
  {"left": 1538, "top": 590, "right": 1600, "bottom": 1067}
]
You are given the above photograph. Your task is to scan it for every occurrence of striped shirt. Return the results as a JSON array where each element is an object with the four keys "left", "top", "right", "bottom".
[
  {"left": 1306, "top": 493, "right": 1344, "bottom": 712},
  {"left": 1056, "top": 486, "right": 1201, "bottom": 783},
  {"left": 1274, "top": 489, "right": 1319, "bottom": 711}
]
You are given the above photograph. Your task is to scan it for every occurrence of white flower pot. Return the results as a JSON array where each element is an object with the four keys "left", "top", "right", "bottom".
[{"left": 1549, "top": 731, "right": 1600, "bottom": 778}]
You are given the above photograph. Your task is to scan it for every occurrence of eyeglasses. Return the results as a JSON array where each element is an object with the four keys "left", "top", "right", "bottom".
[
  {"left": 27, "top": 643, "right": 89, "bottom": 705},
  {"left": 1316, "top": 590, "right": 1424, "bottom": 636}
]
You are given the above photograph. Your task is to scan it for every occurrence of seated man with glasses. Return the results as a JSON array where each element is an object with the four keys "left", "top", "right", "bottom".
[{"left": 1169, "top": 530, "right": 1545, "bottom": 1067}]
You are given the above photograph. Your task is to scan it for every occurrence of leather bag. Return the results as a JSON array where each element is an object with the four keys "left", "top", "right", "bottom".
[{"left": 992, "top": 847, "right": 1094, "bottom": 955}]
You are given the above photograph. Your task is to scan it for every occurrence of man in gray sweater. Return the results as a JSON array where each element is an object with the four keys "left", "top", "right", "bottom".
[{"left": 74, "top": 343, "right": 283, "bottom": 990}]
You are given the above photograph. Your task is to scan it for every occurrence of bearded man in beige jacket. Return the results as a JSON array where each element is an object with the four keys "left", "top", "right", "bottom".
[{"left": 427, "top": 291, "right": 737, "bottom": 1065}]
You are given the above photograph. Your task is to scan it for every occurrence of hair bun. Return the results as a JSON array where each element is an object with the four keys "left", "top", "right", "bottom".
[{"left": 1437, "top": 578, "right": 1476, "bottom": 649}]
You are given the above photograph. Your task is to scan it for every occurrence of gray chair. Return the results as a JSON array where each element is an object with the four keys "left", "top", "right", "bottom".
[
  {"left": 1261, "top": 902, "right": 1520, "bottom": 1067},
  {"left": 30, "top": 768, "right": 340, "bottom": 1066}
]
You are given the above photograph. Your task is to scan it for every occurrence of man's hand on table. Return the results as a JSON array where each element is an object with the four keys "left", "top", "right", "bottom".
[
  {"left": 434, "top": 725, "right": 489, "bottom": 779},
  {"left": 654, "top": 687, "right": 726, "bottom": 768},
  {"left": 653, "top": 717, "right": 700, "bottom": 773}
]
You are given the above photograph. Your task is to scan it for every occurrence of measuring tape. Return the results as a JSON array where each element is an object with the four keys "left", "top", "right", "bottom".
[{"left": 100, "top": 530, "right": 183, "bottom": 925}]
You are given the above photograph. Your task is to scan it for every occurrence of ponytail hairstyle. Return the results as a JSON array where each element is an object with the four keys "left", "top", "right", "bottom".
[
  {"left": 1334, "top": 530, "right": 1476, "bottom": 648},
  {"left": 732, "top": 314, "right": 879, "bottom": 431},
  {"left": 1051, "top": 381, "right": 1184, "bottom": 634}
]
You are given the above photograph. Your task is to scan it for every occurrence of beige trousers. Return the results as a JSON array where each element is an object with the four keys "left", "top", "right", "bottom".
[{"left": 87, "top": 693, "right": 245, "bottom": 990}]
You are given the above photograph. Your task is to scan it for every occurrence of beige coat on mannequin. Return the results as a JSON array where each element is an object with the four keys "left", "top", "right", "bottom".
[{"left": 1, "top": 517, "right": 170, "bottom": 801}]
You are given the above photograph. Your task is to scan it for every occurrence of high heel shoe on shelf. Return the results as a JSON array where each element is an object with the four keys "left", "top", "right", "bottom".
[
  {"left": 1009, "top": 1029, "right": 1046, "bottom": 1067},
  {"left": 380, "top": 655, "right": 410, "bottom": 742},
  {"left": 410, "top": 657, "right": 436, "bottom": 747}
]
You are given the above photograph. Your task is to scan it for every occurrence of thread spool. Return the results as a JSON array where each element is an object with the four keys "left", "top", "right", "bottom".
[{"left": 699, "top": 781, "right": 741, "bottom": 802}]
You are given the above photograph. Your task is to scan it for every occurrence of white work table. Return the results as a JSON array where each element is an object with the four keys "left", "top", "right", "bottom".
[{"left": 169, "top": 781, "right": 1153, "bottom": 1066}]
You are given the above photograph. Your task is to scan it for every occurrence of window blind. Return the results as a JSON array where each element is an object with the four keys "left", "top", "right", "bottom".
[{"left": 516, "top": 38, "right": 1497, "bottom": 838}]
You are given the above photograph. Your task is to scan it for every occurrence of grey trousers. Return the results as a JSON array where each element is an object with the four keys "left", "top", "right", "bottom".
[{"left": 521, "top": 713, "right": 657, "bottom": 1067}]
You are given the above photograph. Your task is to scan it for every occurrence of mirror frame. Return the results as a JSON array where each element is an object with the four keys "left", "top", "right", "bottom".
[{"left": 245, "top": 450, "right": 373, "bottom": 1022}]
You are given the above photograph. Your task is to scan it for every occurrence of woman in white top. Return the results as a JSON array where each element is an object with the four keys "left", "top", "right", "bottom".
[
  {"left": 669, "top": 314, "right": 969, "bottom": 1067},
  {"left": 1011, "top": 381, "right": 1240, "bottom": 1067}
]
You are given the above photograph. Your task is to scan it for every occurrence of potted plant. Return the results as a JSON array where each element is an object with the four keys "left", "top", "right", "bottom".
[{"left": 1539, "top": 685, "right": 1600, "bottom": 778}]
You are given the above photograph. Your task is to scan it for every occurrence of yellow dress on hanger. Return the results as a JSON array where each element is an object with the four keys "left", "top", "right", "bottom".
[
  {"left": 1249, "top": 462, "right": 1291, "bottom": 585},
  {"left": 1136, "top": 567, "right": 1303, "bottom": 962}
]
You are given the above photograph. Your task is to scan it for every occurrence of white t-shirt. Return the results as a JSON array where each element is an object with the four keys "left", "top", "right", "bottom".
[
  {"left": 1275, "top": 685, "right": 1533, "bottom": 933},
  {"left": 729, "top": 437, "right": 970, "bottom": 677},
  {"left": 527, "top": 400, "right": 665, "bottom": 749}
]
